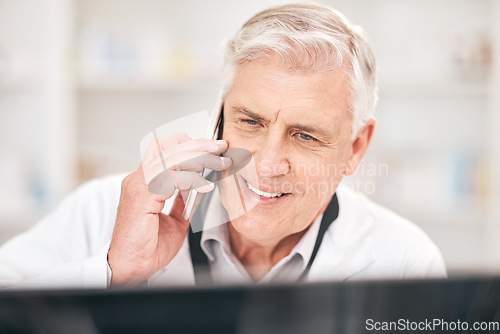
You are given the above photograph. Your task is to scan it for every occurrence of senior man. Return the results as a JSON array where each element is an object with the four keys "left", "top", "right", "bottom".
[{"left": 0, "top": 3, "right": 446, "bottom": 288}]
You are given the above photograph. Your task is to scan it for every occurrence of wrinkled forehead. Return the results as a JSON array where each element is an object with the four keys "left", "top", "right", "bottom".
[{"left": 225, "top": 56, "right": 353, "bottom": 133}]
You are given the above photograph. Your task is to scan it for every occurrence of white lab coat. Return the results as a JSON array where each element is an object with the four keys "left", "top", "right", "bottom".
[{"left": 0, "top": 173, "right": 446, "bottom": 289}]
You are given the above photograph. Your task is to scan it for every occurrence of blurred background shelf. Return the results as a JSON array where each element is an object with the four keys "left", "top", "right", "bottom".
[
  {"left": 0, "top": 0, "right": 499, "bottom": 274},
  {"left": 0, "top": 81, "right": 41, "bottom": 92},
  {"left": 78, "top": 80, "right": 218, "bottom": 93},
  {"left": 378, "top": 81, "right": 490, "bottom": 97}
]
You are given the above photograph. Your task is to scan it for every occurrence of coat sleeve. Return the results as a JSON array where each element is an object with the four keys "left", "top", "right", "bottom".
[{"left": 0, "top": 175, "right": 122, "bottom": 289}]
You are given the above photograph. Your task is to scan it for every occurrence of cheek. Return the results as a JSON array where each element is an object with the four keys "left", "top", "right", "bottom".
[
  {"left": 222, "top": 125, "right": 252, "bottom": 148},
  {"left": 292, "top": 157, "right": 346, "bottom": 198},
  {"left": 294, "top": 175, "right": 335, "bottom": 201},
  {"left": 218, "top": 177, "right": 245, "bottom": 220}
]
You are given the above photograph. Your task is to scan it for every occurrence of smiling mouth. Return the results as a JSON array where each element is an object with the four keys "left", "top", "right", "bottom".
[{"left": 242, "top": 178, "right": 290, "bottom": 198}]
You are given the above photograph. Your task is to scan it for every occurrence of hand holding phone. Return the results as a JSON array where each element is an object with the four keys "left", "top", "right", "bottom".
[
  {"left": 108, "top": 105, "right": 227, "bottom": 286},
  {"left": 108, "top": 131, "right": 231, "bottom": 286}
]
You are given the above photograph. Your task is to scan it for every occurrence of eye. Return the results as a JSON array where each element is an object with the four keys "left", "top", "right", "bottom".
[
  {"left": 296, "top": 133, "right": 317, "bottom": 142},
  {"left": 241, "top": 119, "right": 260, "bottom": 127}
]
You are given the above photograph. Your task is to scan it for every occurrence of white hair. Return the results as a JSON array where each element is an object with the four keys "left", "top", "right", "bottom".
[{"left": 221, "top": 2, "right": 378, "bottom": 137}]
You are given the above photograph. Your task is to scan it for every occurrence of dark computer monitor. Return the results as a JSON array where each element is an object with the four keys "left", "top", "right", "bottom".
[{"left": 0, "top": 277, "right": 499, "bottom": 334}]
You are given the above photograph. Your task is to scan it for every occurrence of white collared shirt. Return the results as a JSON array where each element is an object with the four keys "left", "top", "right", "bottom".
[
  {"left": 200, "top": 216, "right": 322, "bottom": 285},
  {"left": 0, "top": 173, "right": 447, "bottom": 289}
]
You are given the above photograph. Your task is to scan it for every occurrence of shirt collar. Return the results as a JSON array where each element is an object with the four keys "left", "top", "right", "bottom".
[{"left": 199, "top": 187, "right": 231, "bottom": 262}]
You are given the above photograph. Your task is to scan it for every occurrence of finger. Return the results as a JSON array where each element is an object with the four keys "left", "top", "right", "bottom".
[
  {"left": 142, "top": 137, "right": 227, "bottom": 179},
  {"left": 169, "top": 138, "right": 228, "bottom": 156},
  {"left": 146, "top": 137, "right": 226, "bottom": 163},
  {"left": 142, "top": 156, "right": 168, "bottom": 186},
  {"left": 165, "top": 152, "right": 232, "bottom": 172},
  {"left": 155, "top": 132, "right": 192, "bottom": 147},
  {"left": 142, "top": 152, "right": 231, "bottom": 187},
  {"left": 173, "top": 171, "right": 215, "bottom": 193},
  {"left": 142, "top": 133, "right": 193, "bottom": 165},
  {"left": 148, "top": 170, "right": 215, "bottom": 195}
]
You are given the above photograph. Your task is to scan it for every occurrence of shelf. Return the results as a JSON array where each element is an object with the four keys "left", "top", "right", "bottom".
[
  {"left": 0, "top": 79, "right": 41, "bottom": 92},
  {"left": 378, "top": 80, "right": 490, "bottom": 98},
  {"left": 78, "top": 78, "right": 219, "bottom": 93},
  {"left": 395, "top": 205, "right": 491, "bottom": 227}
]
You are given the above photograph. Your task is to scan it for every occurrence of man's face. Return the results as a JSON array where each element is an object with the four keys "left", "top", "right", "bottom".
[{"left": 219, "top": 55, "right": 354, "bottom": 244}]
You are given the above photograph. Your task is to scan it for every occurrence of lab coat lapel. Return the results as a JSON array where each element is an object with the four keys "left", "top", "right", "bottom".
[{"left": 307, "top": 186, "right": 377, "bottom": 282}]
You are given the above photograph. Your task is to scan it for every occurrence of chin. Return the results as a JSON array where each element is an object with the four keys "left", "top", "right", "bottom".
[{"left": 229, "top": 213, "right": 286, "bottom": 242}]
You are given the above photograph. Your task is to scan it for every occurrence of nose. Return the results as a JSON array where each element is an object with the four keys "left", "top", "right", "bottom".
[{"left": 254, "top": 133, "right": 291, "bottom": 178}]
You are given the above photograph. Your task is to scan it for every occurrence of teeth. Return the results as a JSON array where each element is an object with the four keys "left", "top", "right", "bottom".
[{"left": 245, "top": 180, "right": 283, "bottom": 198}]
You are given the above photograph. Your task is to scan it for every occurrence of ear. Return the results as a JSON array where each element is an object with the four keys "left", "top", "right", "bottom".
[{"left": 345, "top": 118, "right": 376, "bottom": 176}]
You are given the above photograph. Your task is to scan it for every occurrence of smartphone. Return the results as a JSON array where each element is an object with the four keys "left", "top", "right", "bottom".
[{"left": 182, "top": 90, "right": 225, "bottom": 220}]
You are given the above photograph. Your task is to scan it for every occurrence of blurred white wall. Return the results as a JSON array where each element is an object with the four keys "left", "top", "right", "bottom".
[{"left": 0, "top": 0, "right": 498, "bottom": 274}]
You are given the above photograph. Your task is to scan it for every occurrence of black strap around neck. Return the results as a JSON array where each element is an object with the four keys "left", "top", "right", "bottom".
[
  {"left": 188, "top": 193, "right": 339, "bottom": 285},
  {"left": 297, "top": 193, "right": 339, "bottom": 282},
  {"left": 188, "top": 221, "right": 213, "bottom": 285}
]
